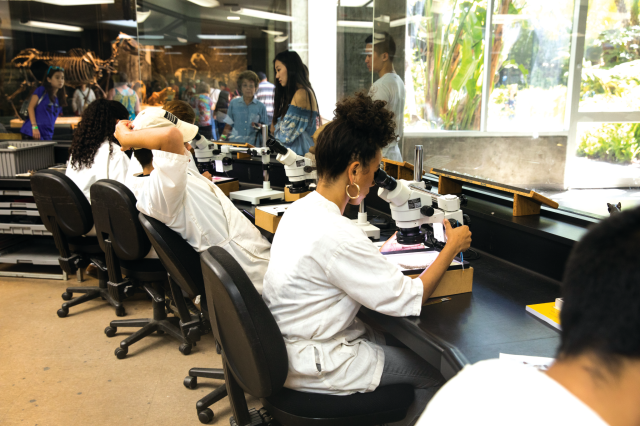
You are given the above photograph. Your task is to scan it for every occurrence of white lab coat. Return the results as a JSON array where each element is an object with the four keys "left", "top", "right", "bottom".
[
  {"left": 126, "top": 148, "right": 199, "bottom": 188},
  {"left": 262, "top": 191, "right": 423, "bottom": 395},
  {"left": 127, "top": 150, "right": 271, "bottom": 292},
  {"left": 66, "top": 138, "right": 130, "bottom": 202}
]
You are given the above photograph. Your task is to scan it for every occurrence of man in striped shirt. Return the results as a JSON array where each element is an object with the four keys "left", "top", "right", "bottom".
[{"left": 256, "top": 72, "right": 275, "bottom": 125}]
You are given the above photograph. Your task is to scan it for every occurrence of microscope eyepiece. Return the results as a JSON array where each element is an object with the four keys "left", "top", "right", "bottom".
[
  {"left": 374, "top": 168, "right": 397, "bottom": 191},
  {"left": 266, "top": 137, "right": 288, "bottom": 155}
]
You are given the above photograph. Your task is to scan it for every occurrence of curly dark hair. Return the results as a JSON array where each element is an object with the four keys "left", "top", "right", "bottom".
[
  {"left": 315, "top": 91, "right": 396, "bottom": 182},
  {"left": 69, "top": 99, "right": 129, "bottom": 170}
]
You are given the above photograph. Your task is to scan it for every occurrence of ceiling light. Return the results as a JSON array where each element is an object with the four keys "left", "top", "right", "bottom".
[
  {"left": 227, "top": 16, "right": 240, "bottom": 20},
  {"left": 35, "top": 0, "right": 114, "bottom": 5},
  {"left": 274, "top": 35, "right": 289, "bottom": 43},
  {"left": 137, "top": 9, "right": 151, "bottom": 23},
  {"left": 231, "top": 8, "right": 293, "bottom": 22},
  {"left": 217, "top": 52, "right": 247, "bottom": 56},
  {"left": 198, "top": 34, "right": 246, "bottom": 40},
  {"left": 187, "top": 0, "right": 220, "bottom": 7},
  {"left": 139, "top": 35, "right": 164, "bottom": 39},
  {"left": 177, "top": 37, "right": 188, "bottom": 43},
  {"left": 208, "top": 45, "right": 248, "bottom": 49},
  {"left": 262, "top": 30, "right": 283, "bottom": 36},
  {"left": 101, "top": 20, "right": 137, "bottom": 28},
  {"left": 21, "top": 20, "right": 83, "bottom": 32},
  {"left": 337, "top": 20, "right": 373, "bottom": 28},
  {"left": 118, "top": 33, "right": 134, "bottom": 39},
  {"left": 164, "top": 45, "right": 173, "bottom": 49}
]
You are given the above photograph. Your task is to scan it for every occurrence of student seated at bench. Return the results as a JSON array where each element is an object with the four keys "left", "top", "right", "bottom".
[
  {"left": 262, "top": 92, "right": 472, "bottom": 426},
  {"left": 417, "top": 206, "right": 640, "bottom": 426},
  {"left": 66, "top": 99, "right": 131, "bottom": 201},
  {"left": 116, "top": 108, "right": 271, "bottom": 292}
]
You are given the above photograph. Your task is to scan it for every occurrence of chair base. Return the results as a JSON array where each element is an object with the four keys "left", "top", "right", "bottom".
[
  {"left": 106, "top": 282, "right": 191, "bottom": 359},
  {"left": 58, "top": 268, "right": 125, "bottom": 318},
  {"left": 183, "top": 367, "right": 227, "bottom": 424}
]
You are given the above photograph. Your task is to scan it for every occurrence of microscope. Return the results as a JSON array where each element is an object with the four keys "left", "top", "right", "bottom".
[
  {"left": 266, "top": 137, "right": 317, "bottom": 199},
  {"left": 376, "top": 146, "right": 469, "bottom": 248}
]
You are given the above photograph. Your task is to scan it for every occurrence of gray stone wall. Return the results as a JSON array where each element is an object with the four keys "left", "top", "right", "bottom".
[{"left": 402, "top": 135, "right": 568, "bottom": 190}]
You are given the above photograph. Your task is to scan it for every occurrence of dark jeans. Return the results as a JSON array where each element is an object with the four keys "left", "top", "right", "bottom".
[{"left": 379, "top": 334, "right": 444, "bottom": 426}]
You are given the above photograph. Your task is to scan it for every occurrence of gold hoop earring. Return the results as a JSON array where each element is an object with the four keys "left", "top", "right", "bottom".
[{"left": 346, "top": 183, "right": 360, "bottom": 200}]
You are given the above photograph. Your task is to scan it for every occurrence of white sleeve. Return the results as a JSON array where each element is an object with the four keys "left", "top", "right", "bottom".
[
  {"left": 135, "top": 150, "right": 188, "bottom": 222},
  {"left": 108, "top": 150, "right": 130, "bottom": 184},
  {"left": 89, "top": 89, "right": 96, "bottom": 103},
  {"left": 326, "top": 240, "right": 423, "bottom": 317}
]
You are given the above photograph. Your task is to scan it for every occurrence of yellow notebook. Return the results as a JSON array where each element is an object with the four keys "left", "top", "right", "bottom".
[{"left": 526, "top": 302, "right": 561, "bottom": 330}]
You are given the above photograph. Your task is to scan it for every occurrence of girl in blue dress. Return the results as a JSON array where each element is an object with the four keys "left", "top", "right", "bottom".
[
  {"left": 272, "top": 51, "right": 319, "bottom": 156},
  {"left": 21, "top": 66, "right": 67, "bottom": 140}
]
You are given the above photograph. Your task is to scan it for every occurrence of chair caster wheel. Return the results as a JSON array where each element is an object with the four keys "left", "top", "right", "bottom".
[
  {"left": 115, "top": 346, "right": 128, "bottom": 359},
  {"left": 156, "top": 330, "right": 165, "bottom": 335},
  {"left": 57, "top": 307, "right": 69, "bottom": 318},
  {"left": 61, "top": 292, "right": 72, "bottom": 301},
  {"left": 184, "top": 376, "right": 197, "bottom": 389},
  {"left": 115, "top": 306, "right": 126, "bottom": 317},
  {"left": 179, "top": 343, "right": 192, "bottom": 355},
  {"left": 105, "top": 326, "right": 117, "bottom": 338},
  {"left": 198, "top": 408, "right": 214, "bottom": 424}
]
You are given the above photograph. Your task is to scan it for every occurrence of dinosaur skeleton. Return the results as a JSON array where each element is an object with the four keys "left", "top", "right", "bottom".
[{"left": 7, "top": 33, "right": 140, "bottom": 115}]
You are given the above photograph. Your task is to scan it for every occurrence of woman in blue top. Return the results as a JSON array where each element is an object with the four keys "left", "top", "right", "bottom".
[
  {"left": 21, "top": 66, "right": 66, "bottom": 140},
  {"left": 273, "top": 51, "right": 319, "bottom": 156}
]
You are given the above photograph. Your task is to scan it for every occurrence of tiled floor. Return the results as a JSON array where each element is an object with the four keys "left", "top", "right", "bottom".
[{"left": 0, "top": 273, "right": 261, "bottom": 426}]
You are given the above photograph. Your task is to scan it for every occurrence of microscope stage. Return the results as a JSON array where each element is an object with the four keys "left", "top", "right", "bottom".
[{"left": 230, "top": 188, "right": 285, "bottom": 205}]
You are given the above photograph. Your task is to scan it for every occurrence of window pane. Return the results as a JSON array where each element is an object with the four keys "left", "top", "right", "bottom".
[
  {"left": 487, "top": 0, "right": 574, "bottom": 131},
  {"left": 580, "top": 0, "right": 640, "bottom": 112},
  {"left": 405, "top": 0, "right": 488, "bottom": 132},
  {"left": 0, "top": 1, "right": 138, "bottom": 138}
]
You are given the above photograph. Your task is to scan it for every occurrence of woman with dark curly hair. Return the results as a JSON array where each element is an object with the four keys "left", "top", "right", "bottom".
[
  {"left": 262, "top": 92, "right": 472, "bottom": 425},
  {"left": 66, "top": 99, "right": 130, "bottom": 202}
]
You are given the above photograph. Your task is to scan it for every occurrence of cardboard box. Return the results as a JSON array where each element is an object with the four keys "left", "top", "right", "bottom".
[
  {"left": 255, "top": 204, "right": 290, "bottom": 233},
  {"left": 284, "top": 186, "right": 311, "bottom": 202},
  {"left": 383, "top": 250, "right": 473, "bottom": 301},
  {"left": 212, "top": 178, "right": 239, "bottom": 197},
  {"left": 408, "top": 267, "right": 473, "bottom": 301}
]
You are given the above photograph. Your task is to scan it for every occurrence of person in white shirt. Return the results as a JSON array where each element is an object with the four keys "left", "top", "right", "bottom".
[
  {"left": 66, "top": 99, "right": 130, "bottom": 202},
  {"left": 365, "top": 32, "right": 405, "bottom": 162},
  {"left": 71, "top": 83, "right": 96, "bottom": 116},
  {"left": 115, "top": 108, "right": 271, "bottom": 293},
  {"left": 417, "top": 206, "right": 640, "bottom": 426},
  {"left": 262, "top": 92, "right": 472, "bottom": 426},
  {"left": 209, "top": 79, "right": 221, "bottom": 107}
]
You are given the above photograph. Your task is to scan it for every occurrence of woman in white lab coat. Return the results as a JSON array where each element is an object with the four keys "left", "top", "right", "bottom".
[
  {"left": 66, "top": 99, "right": 131, "bottom": 202},
  {"left": 262, "top": 92, "right": 472, "bottom": 426}
]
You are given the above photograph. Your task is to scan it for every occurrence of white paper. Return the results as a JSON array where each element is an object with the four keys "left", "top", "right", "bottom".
[
  {"left": 385, "top": 251, "right": 461, "bottom": 272},
  {"left": 499, "top": 353, "right": 555, "bottom": 371}
]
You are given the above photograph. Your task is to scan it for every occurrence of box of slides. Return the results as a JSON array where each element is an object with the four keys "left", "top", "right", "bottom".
[{"left": 382, "top": 249, "right": 473, "bottom": 301}]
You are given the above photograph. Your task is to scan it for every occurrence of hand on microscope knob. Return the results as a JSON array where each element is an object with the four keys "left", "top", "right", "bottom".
[{"left": 443, "top": 219, "right": 472, "bottom": 253}]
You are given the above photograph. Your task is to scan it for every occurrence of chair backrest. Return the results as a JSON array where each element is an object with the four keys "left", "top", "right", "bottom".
[
  {"left": 90, "top": 180, "right": 151, "bottom": 261},
  {"left": 31, "top": 169, "right": 94, "bottom": 237},
  {"left": 139, "top": 213, "right": 204, "bottom": 298},
  {"left": 201, "top": 247, "right": 288, "bottom": 398}
]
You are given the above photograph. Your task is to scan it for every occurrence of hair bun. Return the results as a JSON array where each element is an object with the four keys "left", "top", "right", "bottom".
[{"left": 334, "top": 91, "right": 396, "bottom": 140}]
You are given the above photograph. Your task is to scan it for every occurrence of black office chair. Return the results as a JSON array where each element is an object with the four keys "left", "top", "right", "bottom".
[
  {"left": 139, "top": 213, "right": 212, "bottom": 356},
  {"left": 201, "top": 246, "right": 415, "bottom": 426},
  {"left": 31, "top": 170, "right": 124, "bottom": 318},
  {"left": 90, "top": 180, "right": 190, "bottom": 359}
]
